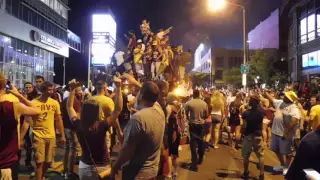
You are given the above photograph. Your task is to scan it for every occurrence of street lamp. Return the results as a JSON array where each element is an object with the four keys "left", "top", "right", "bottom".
[
  {"left": 208, "top": 0, "right": 226, "bottom": 11},
  {"left": 208, "top": 0, "right": 247, "bottom": 90},
  {"left": 88, "top": 39, "right": 93, "bottom": 88}
]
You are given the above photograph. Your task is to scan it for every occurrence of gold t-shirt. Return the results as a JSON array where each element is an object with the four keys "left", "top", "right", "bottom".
[
  {"left": 309, "top": 105, "right": 320, "bottom": 131},
  {"left": 31, "top": 97, "right": 61, "bottom": 138}
]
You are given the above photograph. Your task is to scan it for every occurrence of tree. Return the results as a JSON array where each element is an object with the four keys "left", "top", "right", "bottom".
[
  {"left": 191, "top": 72, "right": 210, "bottom": 87},
  {"left": 248, "top": 50, "right": 270, "bottom": 84},
  {"left": 222, "top": 67, "right": 242, "bottom": 87},
  {"left": 248, "top": 50, "right": 289, "bottom": 88}
]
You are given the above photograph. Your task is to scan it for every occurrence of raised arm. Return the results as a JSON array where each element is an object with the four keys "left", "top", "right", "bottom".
[
  {"left": 67, "top": 80, "right": 79, "bottom": 120},
  {"left": 105, "top": 78, "right": 123, "bottom": 126}
]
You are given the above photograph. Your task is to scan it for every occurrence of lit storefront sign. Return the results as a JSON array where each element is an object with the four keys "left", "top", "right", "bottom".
[{"left": 30, "top": 30, "right": 62, "bottom": 49}]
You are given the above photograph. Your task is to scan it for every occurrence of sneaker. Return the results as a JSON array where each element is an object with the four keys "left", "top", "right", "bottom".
[
  {"left": 189, "top": 166, "right": 198, "bottom": 172},
  {"left": 273, "top": 166, "right": 285, "bottom": 172},
  {"left": 259, "top": 174, "right": 264, "bottom": 180},
  {"left": 29, "top": 172, "right": 35, "bottom": 179},
  {"left": 241, "top": 171, "right": 249, "bottom": 179},
  {"left": 214, "top": 144, "right": 219, "bottom": 149},
  {"left": 283, "top": 168, "right": 288, "bottom": 175},
  {"left": 172, "top": 172, "right": 178, "bottom": 177}
]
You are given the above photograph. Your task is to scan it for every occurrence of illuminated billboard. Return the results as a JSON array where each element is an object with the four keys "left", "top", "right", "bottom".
[
  {"left": 91, "top": 43, "right": 115, "bottom": 65},
  {"left": 92, "top": 14, "right": 116, "bottom": 42},
  {"left": 91, "top": 13, "right": 117, "bottom": 66}
]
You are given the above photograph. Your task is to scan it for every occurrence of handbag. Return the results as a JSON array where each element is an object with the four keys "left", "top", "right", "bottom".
[{"left": 83, "top": 135, "right": 112, "bottom": 180}]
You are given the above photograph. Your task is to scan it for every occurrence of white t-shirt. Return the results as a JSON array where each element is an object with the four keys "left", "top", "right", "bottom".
[
  {"left": 114, "top": 51, "right": 125, "bottom": 66},
  {"left": 272, "top": 99, "right": 301, "bottom": 137},
  {"left": 63, "top": 91, "right": 70, "bottom": 100}
]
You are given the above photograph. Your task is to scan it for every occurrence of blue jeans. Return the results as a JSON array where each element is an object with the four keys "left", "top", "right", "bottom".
[{"left": 63, "top": 129, "right": 81, "bottom": 174}]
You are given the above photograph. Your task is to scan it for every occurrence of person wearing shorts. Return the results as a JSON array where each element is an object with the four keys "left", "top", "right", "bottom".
[
  {"left": 228, "top": 94, "right": 242, "bottom": 148},
  {"left": 241, "top": 95, "right": 265, "bottom": 180},
  {"left": 20, "top": 82, "right": 66, "bottom": 180},
  {"left": 260, "top": 97, "right": 274, "bottom": 147},
  {"left": 210, "top": 91, "right": 225, "bottom": 149},
  {"left": 265, "top": 91, "right": 300, "bottom": 175}
]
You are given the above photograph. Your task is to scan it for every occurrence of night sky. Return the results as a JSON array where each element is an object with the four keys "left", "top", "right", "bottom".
[{"left": 59, "top": 0, "right": 283, "bottom": 84}]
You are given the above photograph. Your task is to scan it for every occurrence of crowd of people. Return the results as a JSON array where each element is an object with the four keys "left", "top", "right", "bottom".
[
  {"left": 1, "top": 69, "right": 320, "bottom": 180},
  {"left": 112, "top": 19, "right": 191, "bottom": 86},
  {"left": 1, "top": 18, "right": 320, "bottom": 180}
]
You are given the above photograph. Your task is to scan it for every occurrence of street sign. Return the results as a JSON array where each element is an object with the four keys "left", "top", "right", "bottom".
[{"left": 241, "top": 64, "right": 249, "bottom": 74}]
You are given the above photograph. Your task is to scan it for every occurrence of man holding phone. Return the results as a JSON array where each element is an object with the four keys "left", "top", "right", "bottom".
[{"left": 2, "top": 81, "right": 19, "bottom": 102}]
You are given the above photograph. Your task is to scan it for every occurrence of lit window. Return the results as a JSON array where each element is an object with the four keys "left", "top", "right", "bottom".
[
  {"left": 302, "top": 50, "right": 320, "bottom": 68},
  {"left": 308, "top": 14, "right": 315, "bottom": 41},
  {"left": 300, "top": 18, "right": 307, "bottom": 44},
  {"left": 302, "top": 54, "right": 308, "bottom": 67},
  {"left": 308, "top": 51, "right": 318, "bottom": 66}
]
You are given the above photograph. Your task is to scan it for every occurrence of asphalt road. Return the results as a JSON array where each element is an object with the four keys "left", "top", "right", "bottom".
[{"left": 18, "top": 143, "right": 285, "bottom": 180}]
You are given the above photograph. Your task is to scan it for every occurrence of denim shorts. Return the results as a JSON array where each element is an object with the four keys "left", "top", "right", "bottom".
[
  {"left": 270, "top": 134, "right": 294, "bottom": 156},
  {"left": 211, "top": 114, "right": 222, "bottom": 124}
]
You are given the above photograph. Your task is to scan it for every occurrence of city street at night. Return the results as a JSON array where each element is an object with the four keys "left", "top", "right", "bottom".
[{"left": 18, "top": 143, "right": 285, "bottom": 180}]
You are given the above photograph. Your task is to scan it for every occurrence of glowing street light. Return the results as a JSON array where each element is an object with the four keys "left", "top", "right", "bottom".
[
  {"left": 208, "top": 0, "right": 247, "bottom": 90},
  {"left": 208, "top": 0, "right": 226, "bottom": 11}
]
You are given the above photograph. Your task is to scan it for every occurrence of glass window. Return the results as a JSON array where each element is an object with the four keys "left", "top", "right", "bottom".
[
  {"left": 46, "top": 21, "right": 51, "bottom": 34},
  {"left": 307, "top": 0, "right": 314, "bottom": 14},
  {"left": 300, "top": 18, "right": 307, "bottom": 44},
  {"left": 11, "top": 0, "right": 19, "bottom": 17},
  {"left": 316, "top": 0, "right": 320, "bottom": 8},
  {"left": 303, "top": 50, "right": 320, "bottom": 68},
  {"left": 22, "top": 42, "right": 29, "bottom": 56},
  {"left": 39, "top": 16, "right": 45, "bottom": 31},
  {"left": 300, "top": 4, "right": 307, "bottom": 18},
  {"left": 31, "top": 11, "right": 38, "bottom": 27},
  {"left": 303, "top": 54, "right": 308, "bottom": 67},
  {"left": 49, "top": 0, "right": 54, "bottom": 9},
  {"left": 5, "top": 0, "right": 12, "bottom": 14},
  {"left": 308, "top": 14, "right": 315, "bottom": 41},
  {"left": 18, "top": 3, "right": 23, "bottom": 19},
  {"left": 16, "top": 40, "right": 22, "bottom": 53},
  {"left": 317, "top": 10, "right": 320, "bottom": 36},
  {"left": 23, "top": 6, "right": 29, "bottom": 22},
  {"left": 308, "top": 51, "right": 318, "bottom": 66}
]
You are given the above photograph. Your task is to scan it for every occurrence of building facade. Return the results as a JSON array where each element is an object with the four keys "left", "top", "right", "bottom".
[
  {"left": 280, "top": 0, "right": 320, "bottom": 82},
  {"left": 192, "top": 47, "right": 245, "bottom": 86},
  {"left": 248, "top": 9, "right": 280, "bottom": 50},
  {"left": 0, "top": 0, "right": 81, "bottom": 88}
]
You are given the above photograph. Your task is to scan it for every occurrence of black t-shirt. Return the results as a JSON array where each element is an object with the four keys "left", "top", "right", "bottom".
[
  {"left": 285, "top": 129, "right": 320, "bottom": 180},
  {"left": 72, "top": 118, "right": 110, "bottom": 166},
  {"left": 118, "top": 95, "right": 130, "bottom": 127},
  {"left": 242, "top": 107, "right": 264, "bottom": 136}
]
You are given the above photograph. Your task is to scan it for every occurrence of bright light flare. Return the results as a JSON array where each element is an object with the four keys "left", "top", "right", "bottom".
[
  {"left": 174, "top": 88, "right": 182, "bottom": 96},
  {"left": 208, "top": 0, "right": 226, "bottom": 11}
]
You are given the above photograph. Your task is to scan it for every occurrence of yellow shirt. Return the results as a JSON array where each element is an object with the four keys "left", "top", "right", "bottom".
[
  {"left": 309, "top": 105, "right": 320, "bottom": 131},
  {"left": 31, "top": 97, "right": 61, "bottom": 138},
  {"left": 134, "top": 48, "right": 143, "bottom": 64},
  {"left": 91, "top": 95, "right": 115, "bottom": 120},
  {"left": 2, "top": 94, "right": 19, "bottom": 102}
]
